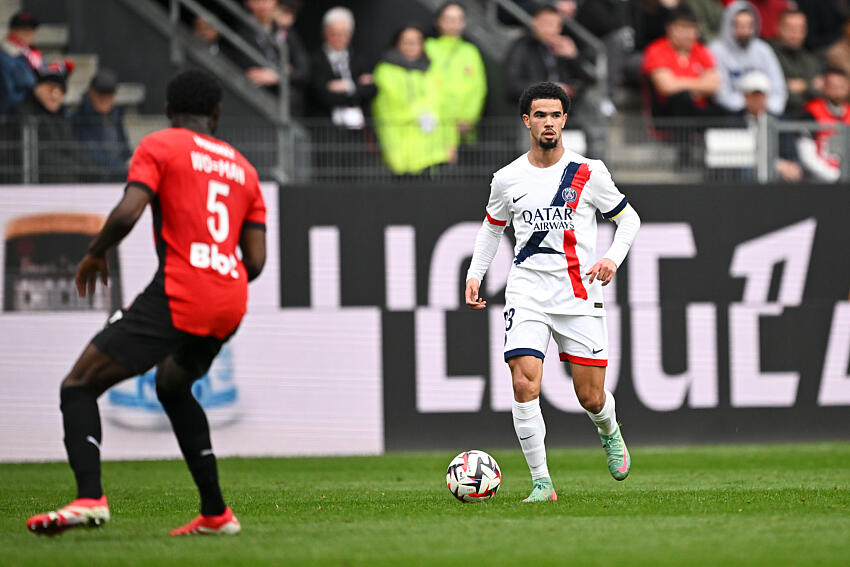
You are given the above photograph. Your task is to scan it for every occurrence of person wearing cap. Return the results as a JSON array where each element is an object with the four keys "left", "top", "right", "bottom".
[
  {"left": 730, "top": 70, "right": 802, "bottom": 182},
  {"left": 0, "top": 11, "right": 44, "bottom": 115},
  {"left": 641, "top": 6, "right": 721, "bottom": 118},
  {"left": 72, "top": 69, "right": 132, "bottom": 182},
  {"left": 13, "top": 59, "right": 92, "bottom": 182}
]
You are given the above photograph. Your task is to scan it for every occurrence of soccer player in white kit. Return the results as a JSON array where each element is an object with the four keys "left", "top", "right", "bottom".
[{"left": 465, "top": 82, "right": 641, "bottom": 501}]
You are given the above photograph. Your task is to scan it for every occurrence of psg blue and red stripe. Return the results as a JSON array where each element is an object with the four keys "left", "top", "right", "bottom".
[{"left": 559, "top": 162, "right": 591, "bottom": 300}]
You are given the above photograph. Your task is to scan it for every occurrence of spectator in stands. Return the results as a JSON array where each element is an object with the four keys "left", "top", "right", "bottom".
[
  {"left": 642, "top": 6, "right": 720, "bottom": 117},
  {"left": 797, "top": 68, "right": 850, "bottom": 183},
  {"left": 72, "top": 69, "right": 132, "bottom": 182},
  {"left": 503, "top": 5, "right": 593, "bottom": 107},
  {"left": 826, "top": 16, "right": 850, "bottom": 81},
  {"left": 425, "top": 1, "right": 487, "bottom": 145},
  {"left": 13, "top": 60, "right": 91, "bottom": 183},
  {"left": 308, "top": 7, "right": 375, "bottom": 128},
  {"left": 372, "top": 25, "right": 454, "bottom": 175},
  {"left": 771, "top": 9, "right": 823, "bottom": 117},
  {"left": 306, "top": 7, "right": 377, "bottom": 180},
  {"left": 733, "top": 70, "right": 802, "bottom": 181},
  {"left": 193, "top": 16, "right": 221, "bottom": 57},
  {"left": 684, "top": 0, "right": 724, "bottom": 43},
  {"left": 0, "top": 11, "right": 43, "bottom": 115},
  {"left": 228, "top": 0, "right": 310, "bottom": 115},
  {"left": 709, "top": 1, "right": 787, "bottom": 116}
]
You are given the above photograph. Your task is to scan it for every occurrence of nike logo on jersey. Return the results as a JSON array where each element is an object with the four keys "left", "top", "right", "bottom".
[
  {"left": 592, "top": 348, "right": 603, "bottom": 355},
  {"left": 513, "top": 193, "right": 528, "bottom": 203}
]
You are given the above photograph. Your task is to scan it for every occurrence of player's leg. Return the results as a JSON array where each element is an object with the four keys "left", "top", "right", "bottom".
[
  {"left": 504, "top": 308, "right": 557, "bottom": 502},
  {"left": 570, "top": 363, "right": 630, "bottom": 480},
  {"left": 555, "top": 314, "right": 630, "bottom": 480},
  {"left": 27, "top": 343, "right": 136, "bottom": 535},
  {"left": 28, "top": 283, "right": 190, "bottom": 535},
  {"left": 157, "top": 338, "right": 240, "bottom": 536}
]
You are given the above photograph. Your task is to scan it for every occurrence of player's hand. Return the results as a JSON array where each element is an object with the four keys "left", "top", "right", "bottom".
[
  {"left": 75, "top": 253, "right": 109, "bottom": 297},
  {"left": 465, "top": 278, "right": 487, "bottom": 310},
  {"left": 586, "top": 258, "right": 617, "bottom": 286}
]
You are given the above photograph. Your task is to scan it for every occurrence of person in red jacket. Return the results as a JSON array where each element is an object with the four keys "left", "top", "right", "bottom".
[
  {"left": 26, "top": 70, "right": 267, "bottom": 537},
  {"left": 798, "top": 67, "right": 850, "bottom": 182},
  {"left": 642, "top": 6, "right": 721, "bottom": 117}
]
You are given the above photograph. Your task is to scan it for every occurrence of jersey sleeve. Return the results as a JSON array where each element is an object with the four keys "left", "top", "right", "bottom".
[
  {"left": 126, "top": 137, "right": 162, "bottom": 195},
  {"left": 588, "top": 160, "right": 629, "bottom": 220},
  {"left": 484, "top": 175, "right": 510, "bottom": 227},
  {"left": 243, "top": 173, "right": 266, "bottom": 230}
]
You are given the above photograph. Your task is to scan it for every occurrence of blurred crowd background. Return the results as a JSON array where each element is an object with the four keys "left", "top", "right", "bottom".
[{"left": 1, "top": 0, "right": 849, "bottom": 185}]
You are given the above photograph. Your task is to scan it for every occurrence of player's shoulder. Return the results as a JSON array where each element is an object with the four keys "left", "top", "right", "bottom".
[
  {"left": 561, "top": 149, "right": 615, "bottom": 190},
  {"left": 136, "top": 127, "right": 182, "bottom": 152},
  {"left": 561, "top": 148, "right": 607, "bottom": 171},
  {"left": 492, "top": 152, "right": 530, "bottom": 184}
]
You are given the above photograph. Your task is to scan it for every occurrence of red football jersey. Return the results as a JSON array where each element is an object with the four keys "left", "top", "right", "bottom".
[{"left": 127, "top": 127, "right": 266, "bottom": 338}]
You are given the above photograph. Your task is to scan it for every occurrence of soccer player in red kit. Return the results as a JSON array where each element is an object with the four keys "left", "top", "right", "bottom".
[{"left": 26, "top": 70, "right": 266, "bottom": 536}]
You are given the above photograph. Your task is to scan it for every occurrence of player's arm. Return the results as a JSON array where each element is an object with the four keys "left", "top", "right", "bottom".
[
  {"left": 587, "top": 199, "right": 641, "bottom": 286},
  {"left": 466, "top": 177, "right": 509, "bottom": 309},
  {"left": 76, "top": 183, "right": 152, "bottom": 297},
  {"left": 465, "top": 218, "right": 506, "bottom": 310},
  {"left": 240, "top": 225, "right": 266, "bottom": 282}
]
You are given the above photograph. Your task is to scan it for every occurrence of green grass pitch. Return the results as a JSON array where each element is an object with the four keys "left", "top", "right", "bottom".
[{"left": 2, "top": 442, "right": 849, "bottom": 566}]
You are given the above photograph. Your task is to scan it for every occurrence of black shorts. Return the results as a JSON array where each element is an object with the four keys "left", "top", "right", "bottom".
[{"left": 92, "top": 280, "right": 226, "bottom": 377}]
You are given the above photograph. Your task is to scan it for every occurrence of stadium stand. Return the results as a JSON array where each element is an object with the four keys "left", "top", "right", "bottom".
[{"left": 0, "top": 0, "right": 847, "bottom": 184}]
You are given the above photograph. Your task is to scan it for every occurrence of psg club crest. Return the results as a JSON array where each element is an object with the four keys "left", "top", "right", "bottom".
[{"left": 562, "top": 187, "right": 577, "bottom": 204}]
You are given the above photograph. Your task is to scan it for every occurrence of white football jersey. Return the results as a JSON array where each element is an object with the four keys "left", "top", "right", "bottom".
[{"left": 484, "top": 149, "right": 628, "bottom": 315}]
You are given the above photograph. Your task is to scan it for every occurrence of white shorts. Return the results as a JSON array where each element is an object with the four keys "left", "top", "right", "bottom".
[{"left": 503, "top": 304, "right": 608, "bottom": 367}]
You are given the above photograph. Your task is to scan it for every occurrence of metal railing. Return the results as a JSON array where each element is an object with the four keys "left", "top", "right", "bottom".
[
  {"left": 0, "top": 115, "right": 847, "bottom": 185},
  {"left": 115, "top": 0, "right": 292, "bottom": 181},
  {"left": 166, "top": 0, "right": 290, "bottom": 126}
]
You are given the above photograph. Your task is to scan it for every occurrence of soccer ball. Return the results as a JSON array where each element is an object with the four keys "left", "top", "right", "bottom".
[{"left": 446, "top": 450, "right": 501, "bottom": 502}]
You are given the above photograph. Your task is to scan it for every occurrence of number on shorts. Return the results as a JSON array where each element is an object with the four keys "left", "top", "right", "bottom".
[{"left": 504, "top": 308, "right": 515, "bottom": 332}]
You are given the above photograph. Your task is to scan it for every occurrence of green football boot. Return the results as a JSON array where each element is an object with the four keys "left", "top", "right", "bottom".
[
  {"left": 599, "top": 425, "right": 631, "bottom": 481},
  {"left": 522, "top": 477, "right": 557, "bottom": 502}
]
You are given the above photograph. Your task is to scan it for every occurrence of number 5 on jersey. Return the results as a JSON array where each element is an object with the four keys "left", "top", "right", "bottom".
[
  {"left": 189, "top": 180, "right": 239, "bottom": 278},
  {"left": 207, "top": 180, "right": 230, "bottom": 242}
]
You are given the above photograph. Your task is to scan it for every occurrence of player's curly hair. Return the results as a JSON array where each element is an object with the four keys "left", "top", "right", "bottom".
[
  {"left": 166, "top": 69, "right": 223, "bottom": 116},
  {"left": 518, "top": 82, "right": 572, "bottom": 116}
]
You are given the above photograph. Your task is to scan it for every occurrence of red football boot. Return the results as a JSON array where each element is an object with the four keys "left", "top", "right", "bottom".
[
  {"left": 169, "top": 506, "right": 241, "bottom": 536},
  {"left": 27, "top": 495, "right": 110, "bottom": 536}
]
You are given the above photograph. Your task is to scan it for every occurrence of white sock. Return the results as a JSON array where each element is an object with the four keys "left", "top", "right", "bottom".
[
  {"left": 587, "top": 390, "right": 618, "bottom": 435},
  {"left": 512, "top": 397, "right": 550, "bottom": 481}
]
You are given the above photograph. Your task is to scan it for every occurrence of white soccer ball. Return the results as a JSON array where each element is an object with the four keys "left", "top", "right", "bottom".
[{"left": 446, "top": 450, "right": 502, "bottom": 502}]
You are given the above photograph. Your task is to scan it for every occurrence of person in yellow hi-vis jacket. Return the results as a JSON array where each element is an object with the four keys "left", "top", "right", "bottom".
[
  {"left": 372, "top": 25, "right": 455, "bottom": 175},
  {"left": 425, "top": 1, "right": 487, "bottom": 145}
]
